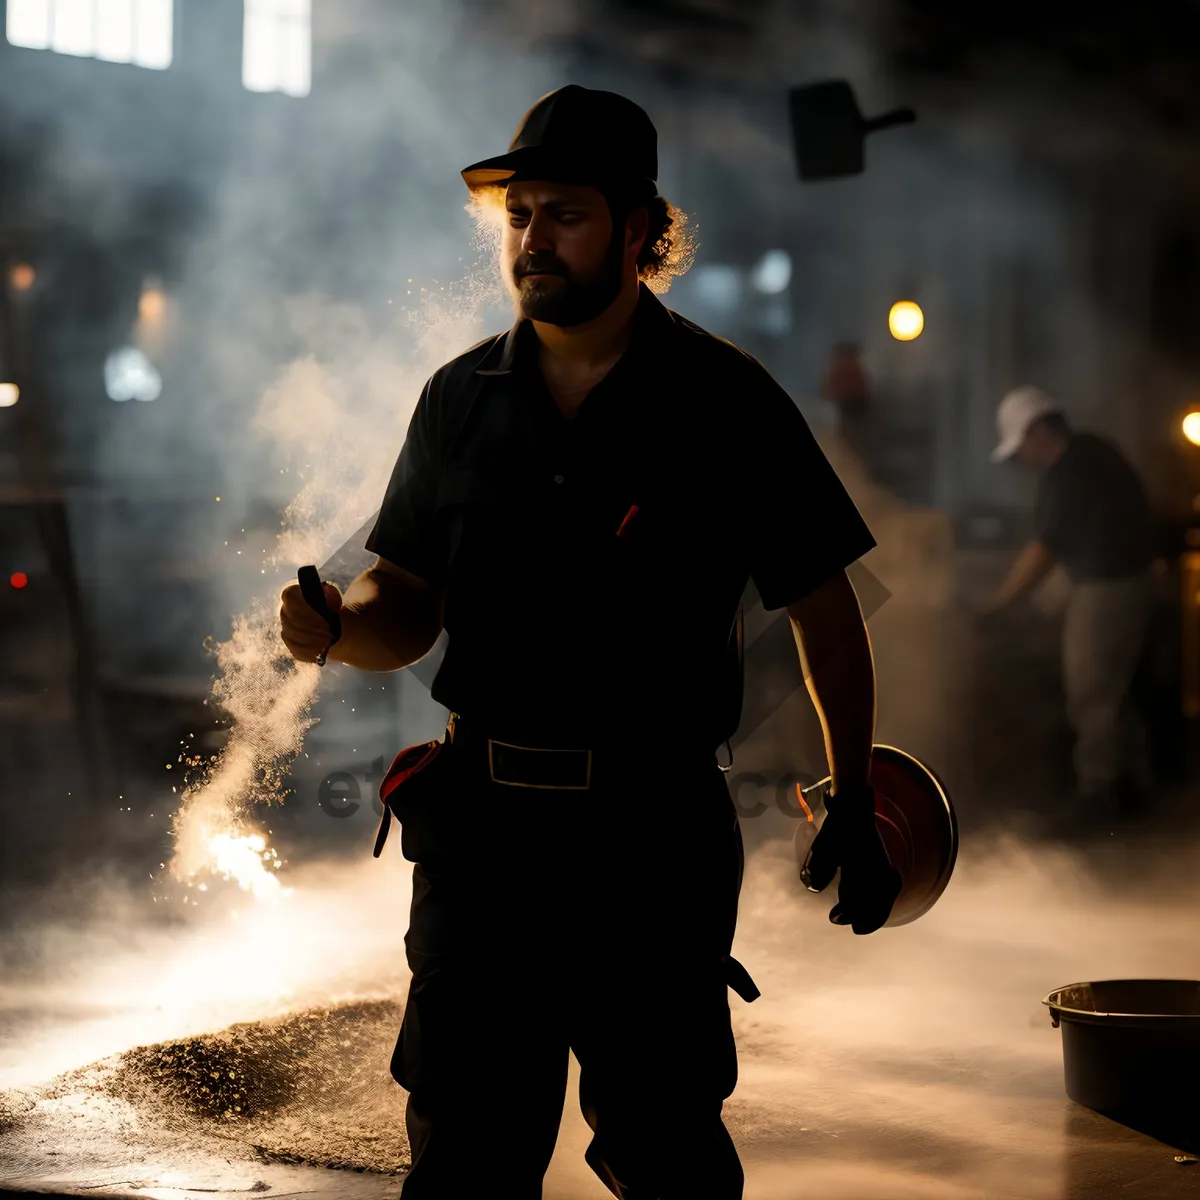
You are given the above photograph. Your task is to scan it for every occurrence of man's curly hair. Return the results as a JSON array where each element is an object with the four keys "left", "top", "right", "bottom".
[{"left": 610, "top": 191, "right": 695, "bottom": 293}]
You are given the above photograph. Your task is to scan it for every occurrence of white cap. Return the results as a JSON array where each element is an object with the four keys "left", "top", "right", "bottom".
[{"left": 991, "top": 386, "right": 1061, "bottom": 463}]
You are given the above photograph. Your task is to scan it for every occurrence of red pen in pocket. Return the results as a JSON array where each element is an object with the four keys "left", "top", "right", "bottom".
[{"left": 615, "top": 504, "right": 640, "bottom": 538}]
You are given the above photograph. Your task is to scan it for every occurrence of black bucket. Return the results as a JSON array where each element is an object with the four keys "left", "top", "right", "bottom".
[{"left": 1044, "top": 979, "right": 1200, "bottom": 1121}]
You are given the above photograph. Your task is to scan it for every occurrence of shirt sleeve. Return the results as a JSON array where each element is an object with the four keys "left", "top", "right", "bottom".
[
  {"left": 1033, "top": 462, "right": 1078, "bottom": 561},
  {"left": 364, "top": 376, "right": 446, "bottom": 583},
  {"left": 738, "top": 360, "right": 877, "bottom": 610}
]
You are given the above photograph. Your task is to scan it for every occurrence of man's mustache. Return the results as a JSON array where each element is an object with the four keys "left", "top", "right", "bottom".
[{"left": 514, "top": 257, "right": 569, "bottom": 279}]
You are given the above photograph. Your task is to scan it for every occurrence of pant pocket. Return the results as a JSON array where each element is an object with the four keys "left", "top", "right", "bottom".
[{"left": 374, "top": 738, "right": 463, "bottom": 863}]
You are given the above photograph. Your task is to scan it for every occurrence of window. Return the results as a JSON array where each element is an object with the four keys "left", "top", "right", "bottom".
[
  {"left": 5, "top": 0, "right": 172, "bottom": 70},
  {"left": 243, "top": 0, "right": 310, "bottom": 98}
]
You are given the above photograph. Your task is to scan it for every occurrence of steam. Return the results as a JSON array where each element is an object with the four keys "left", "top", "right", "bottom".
[
  {"left": 169, "top": 601, "right": 318, "bottom": 890},
  {"left": 0, "top": 855, "right": 415, "bottom": 1091},
  {"left": 168, "top": 218, "right": 506, "bottom": 895}
]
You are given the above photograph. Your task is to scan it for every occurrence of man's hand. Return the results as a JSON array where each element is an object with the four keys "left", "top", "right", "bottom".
[
  {"left": 971, "top": 597, "right": 1009, "bottom": 633},
  {"left": 988, "top": 540, "right": 1055, "bottom": 613},
  {"left": 280, "top": 580, "right": 343, "bottom": 663},
  {"left": 278, "top": 559, "right": 444, "bottom": 672},
  {"left": 801, "top": 786, "right": 902, "bottom": 934}
]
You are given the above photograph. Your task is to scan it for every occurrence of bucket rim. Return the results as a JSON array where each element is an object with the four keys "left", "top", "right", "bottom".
[{"left": 1044, "top": 979, "right": 1200, "bottom": 1024}]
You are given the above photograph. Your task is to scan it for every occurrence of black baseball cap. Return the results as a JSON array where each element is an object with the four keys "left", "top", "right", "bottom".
[{"left": 461, "top": 85, "right": 658, "bottom": 196}]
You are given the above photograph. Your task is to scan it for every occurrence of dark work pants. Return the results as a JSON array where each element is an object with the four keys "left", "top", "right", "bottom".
[{"left": 388, "top": 737, "right": 747, "bottom": 1199}]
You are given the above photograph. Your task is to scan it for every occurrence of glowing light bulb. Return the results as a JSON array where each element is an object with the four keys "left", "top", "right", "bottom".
[
  {"left": 888, "top": 300, "right": 924, "bottom": 341},
  {"left": 0, "top": 383, "right": 18, "bottom": 407},
  {"left": 1183, "top": 411, "right": 1200, "bottom": 447},
  {"left": 750, "top": 249, "right": 792, "bottom": 295},
  {"left": 104, "top": 347, "right": 161, "bottom": 402}
]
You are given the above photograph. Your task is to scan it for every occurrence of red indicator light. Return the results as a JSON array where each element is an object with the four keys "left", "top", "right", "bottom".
[{"left": 10, "top": 573, "right": 27, "bottom": 589}]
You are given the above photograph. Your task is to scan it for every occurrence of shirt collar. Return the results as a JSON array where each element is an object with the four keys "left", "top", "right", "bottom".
[{"left": 475, "top": 282, "right": 675, "bottom": 377}]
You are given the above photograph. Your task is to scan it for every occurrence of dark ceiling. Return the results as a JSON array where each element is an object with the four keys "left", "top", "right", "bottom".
[
  {"left": 895, "top": 0, "right": 1200, "bottom": 135},
  {"left": 477, "top": 0, "right": 1200, "bottom": 144}
]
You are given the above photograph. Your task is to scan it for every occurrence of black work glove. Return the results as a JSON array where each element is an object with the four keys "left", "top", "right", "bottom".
[{"left": 799, "top": 785, "right": 903, "bottom": 935}]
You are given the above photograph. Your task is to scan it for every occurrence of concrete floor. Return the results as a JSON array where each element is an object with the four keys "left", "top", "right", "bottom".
[
  {"left": 6, "top": 833, "right": 1200, "bottom": 1200},
  {"left": 3, "top": 1058, "right": 1200, "bottom": 1200}
]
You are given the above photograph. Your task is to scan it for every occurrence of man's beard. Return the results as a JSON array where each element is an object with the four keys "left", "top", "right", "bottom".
[{"left": 510, "top": 231, "right": 626, "bottom": 327}]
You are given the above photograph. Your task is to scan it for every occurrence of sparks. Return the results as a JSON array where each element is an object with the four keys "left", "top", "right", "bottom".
[{"left": 203, "top": 830, "right": 291, "bottom": 901}]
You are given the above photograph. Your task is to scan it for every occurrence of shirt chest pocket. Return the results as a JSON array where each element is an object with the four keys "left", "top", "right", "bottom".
[
  {"left": 434, "top": 466, "right": 556, "bottom": 576},
  {"left": 434, "top": 462, "right": 654, "bottom": 581}
]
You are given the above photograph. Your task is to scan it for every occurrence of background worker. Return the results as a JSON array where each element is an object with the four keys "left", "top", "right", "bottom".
[{"left": 985, "top": 385, "right": 1156, "bottom": 817}]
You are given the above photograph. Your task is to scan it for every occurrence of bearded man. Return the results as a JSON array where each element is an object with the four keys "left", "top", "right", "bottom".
[{"left": 280, "top": 85, "right": 898, "bottom": 1199}]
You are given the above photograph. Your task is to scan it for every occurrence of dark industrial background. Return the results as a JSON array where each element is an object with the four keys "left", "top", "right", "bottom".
[{"left": 2, "top": 0, "right": 1200, "bottom": 889}]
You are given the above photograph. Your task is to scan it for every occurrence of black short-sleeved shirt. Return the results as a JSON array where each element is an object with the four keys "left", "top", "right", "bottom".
[
  {"left": 366, "top": 284, "right": 875, "bottom": 744},
  {"left": 1033, "top": 432, "right": 1153, "bottom": 582}
]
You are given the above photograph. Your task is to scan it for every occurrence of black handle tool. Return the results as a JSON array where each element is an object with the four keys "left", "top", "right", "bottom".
[{"left": 297, "top": 564, "right": 342, "bottom": 667}]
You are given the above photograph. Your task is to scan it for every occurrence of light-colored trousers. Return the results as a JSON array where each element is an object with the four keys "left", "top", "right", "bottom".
[{"left": 1061, "top": 572, "right": 1154, "bottom": 797}]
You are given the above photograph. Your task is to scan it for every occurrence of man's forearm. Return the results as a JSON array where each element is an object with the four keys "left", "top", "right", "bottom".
[
  {"left": 799, "top": 621, "right": 876, "bottom": 795},
  {"left": 787, "top": 572, "right": 876, "bottom": 794},
  {"left": 990, "top": 540, "right": 1055, "bottom": 610},
  {"left": 327, "top": 567, "right": 443, "bottom": 671}
]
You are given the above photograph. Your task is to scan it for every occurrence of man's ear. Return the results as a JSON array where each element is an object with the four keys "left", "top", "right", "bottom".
[{"left": 626, "top": 205, "right": 650, "bottom": 259}]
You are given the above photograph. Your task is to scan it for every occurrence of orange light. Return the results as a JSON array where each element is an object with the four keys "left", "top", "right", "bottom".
[
  {"left": 1183, "top": 411, "right": 1200, "bottom": 447},
  {"left": 10, "top": 264, "right": 35, "bottom": 293},
  {"left": 889, "top": 300, "right": 924, "bottom": 341},
  {"left": 139, "top": 284, "right": 166, "bottom": 325},
  {"left": 10, "top": 572, "right": 28, "bottom": 589}
]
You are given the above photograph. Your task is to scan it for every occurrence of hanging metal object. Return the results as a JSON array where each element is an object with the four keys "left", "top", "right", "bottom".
[{"left": 788, "top": 80, "right": 916, "bottom": 181}]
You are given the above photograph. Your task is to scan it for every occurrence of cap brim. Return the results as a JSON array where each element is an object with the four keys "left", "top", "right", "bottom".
[
  {"left": 460, "top": 158, "right": 519, "bottom": 189},
  {"left": 990, "top": 436, "right": 1022, "bottom": 464},
  {"left": 461, "top": 145, "right": 655, "bottom": 194},
  {"left": 990, "top": 402, "right": 1060, "bottom": 462},
  {"left": 462, "top": 145, "right": 589, "bottom": 191}
]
